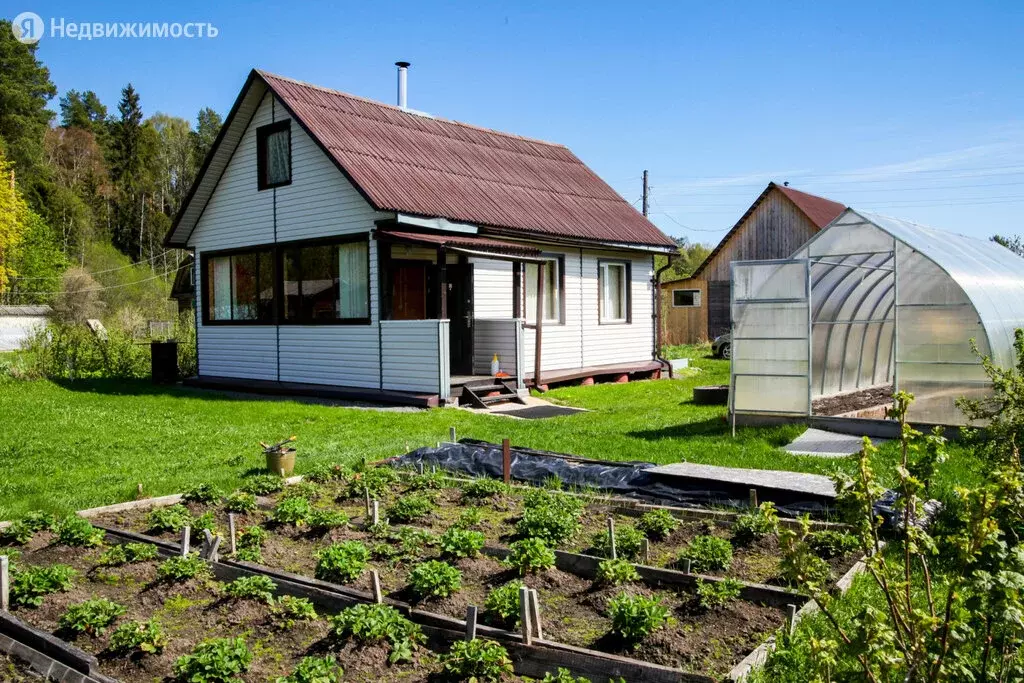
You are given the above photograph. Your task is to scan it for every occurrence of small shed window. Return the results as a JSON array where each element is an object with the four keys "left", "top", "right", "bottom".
[
  {"left": 599, "top": 260, "right": 631, "bottom": 323},
  {"left": 205, "top": 250, "right": 275, "bottom": 323},
  {"left": 282, "top": 239, "right": 369, "bottom": 323},
  {"left": 257, "top": 120, "right": 291, "bottom": 189},
  {"left": 673, "top": 289, "right": 701, "bottom": 308},
  {"left": 524, "top": 257, "right": 563, "bottom": 324}
]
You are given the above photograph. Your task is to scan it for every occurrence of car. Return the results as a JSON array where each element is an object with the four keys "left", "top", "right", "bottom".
[{"left": 711, "top": 333, "right": 731, "bottom": 359}]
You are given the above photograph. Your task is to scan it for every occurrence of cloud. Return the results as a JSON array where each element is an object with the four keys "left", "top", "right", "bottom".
[{"left": 824, "top": 141, "right": 1024, "bottom": 182}]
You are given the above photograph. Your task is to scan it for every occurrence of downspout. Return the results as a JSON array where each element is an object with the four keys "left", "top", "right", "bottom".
[{"left": 654, "top": 254, "right": 676, "bottom": 379}]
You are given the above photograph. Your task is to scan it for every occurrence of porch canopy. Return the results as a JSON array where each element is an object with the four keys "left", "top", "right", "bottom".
[
  {"left": 730, "top": 209, "right": 1024, "bottom": 425},
  {"left": 373, "top": 228, "right": 543, "bottom": 261}
]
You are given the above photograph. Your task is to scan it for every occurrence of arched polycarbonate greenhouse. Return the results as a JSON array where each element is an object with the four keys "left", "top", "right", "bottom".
[{"left": 730, "top": 208, "right": 1024, "bottom": 425}]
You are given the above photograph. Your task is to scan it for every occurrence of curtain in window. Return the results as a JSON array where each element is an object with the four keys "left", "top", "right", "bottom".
[
  {"left": 603, "top": 264, "right": 626, "bottom": 321},
  {"left": 267, "top": 130, "right": 290, "bottom": 185},
  {"left": 338, "top": 241, "right": 369, "bottom": 318},
  {"left": 210, "top": 257, "right": 232, "bottom": 320},
  {"left": 525, "top": 260, "right": 559, "bottom": 323}
]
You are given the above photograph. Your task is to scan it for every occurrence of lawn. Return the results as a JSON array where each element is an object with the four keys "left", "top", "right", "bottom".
[{"left": 0, "top": 351, "right": 981, "bottom": 520}]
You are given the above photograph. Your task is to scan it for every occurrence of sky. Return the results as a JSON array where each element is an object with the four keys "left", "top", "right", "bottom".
[{"left": 13, "top": 0, "right": 1024, "bottom": 244}]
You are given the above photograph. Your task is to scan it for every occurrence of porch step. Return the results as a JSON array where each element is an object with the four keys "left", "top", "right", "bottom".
[{"left": 460, "top": 379, "right": 526, "bottom": 409}]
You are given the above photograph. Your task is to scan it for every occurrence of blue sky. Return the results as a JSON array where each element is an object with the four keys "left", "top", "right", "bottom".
[{"left": 17, "top": 0, "right": 1024, "bottom": 244}]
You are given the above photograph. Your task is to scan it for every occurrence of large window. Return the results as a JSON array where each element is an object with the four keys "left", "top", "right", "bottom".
[
  {"left": 524, "top": 257, "right": 563, "bottom": 324},
  {"left": 205, "top": 250, "right": 275, "bottom": 323},
  {"left": 257, "top": 120, "right": 291, "bottom": 190},
  {"left": 599, "top": 260, "right": 631, "bottom": 324},
  {"left": 283, "top": 240, "right": 369, "bottom": 323},
  {"left": 673, "top": 289, "right": 701, "bottom": 308}
]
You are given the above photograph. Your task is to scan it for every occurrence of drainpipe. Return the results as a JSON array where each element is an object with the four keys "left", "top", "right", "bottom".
[{"left": 654, "top": 254, "right": 675, "bottom": 378}]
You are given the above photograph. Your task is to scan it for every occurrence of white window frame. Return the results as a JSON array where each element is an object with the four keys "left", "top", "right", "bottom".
[
  {"left": 599, "top": 260, "right": 630, "bottom": 324},
  {"left": 524, "top": 257, "right": 563, "bottom": 325},
  {"left": 672, "top": 288, "right": 702, "bottom": 308}
]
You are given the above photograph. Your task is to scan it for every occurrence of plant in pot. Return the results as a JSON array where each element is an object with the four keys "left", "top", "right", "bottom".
[{"left": 262, "top": 436, "right": 297, "bottom": 477}]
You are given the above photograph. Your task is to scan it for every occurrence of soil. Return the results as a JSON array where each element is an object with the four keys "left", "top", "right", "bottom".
[
  {"left": 813, "top": 384, "right": 893, "bottom": 416},
  {"left": 0, "top": 653, "right": 44, "bottom": 682}
]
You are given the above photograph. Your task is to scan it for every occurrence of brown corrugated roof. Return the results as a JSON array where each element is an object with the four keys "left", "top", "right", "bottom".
[
  {"left": 774, "top": 184, "right": 846, "bottom": 229},
  {"left": 259, "top": 71, "right": 674, "bottom": 248},
  {"left": 375, "top": 229, "right": 541, "bottom": 257}
]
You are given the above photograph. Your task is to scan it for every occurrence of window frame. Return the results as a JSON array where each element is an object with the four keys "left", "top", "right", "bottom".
[
  {"left": 199, "top": 234, "right": 372, "bottom": 327},
  {"left": 598, "top": 259, "right": 632, "bottom": 325},
  {"left": 672, "top": 288, "right": 702, "bottom": 308},
  {"left": 515, "top": 255, "right": 566, "bottom": 327},
  {"left": 256, "top": 119, "right": 292, "bottom": 190},
  {"left": 200, "top": 247, "right": 278, "bottom": 326}
]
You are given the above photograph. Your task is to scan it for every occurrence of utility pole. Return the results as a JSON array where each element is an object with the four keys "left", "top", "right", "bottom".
[{"left": 642, "top": 170, "right": 649, "bottom": 217}]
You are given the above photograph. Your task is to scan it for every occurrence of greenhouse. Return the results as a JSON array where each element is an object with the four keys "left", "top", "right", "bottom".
[{"left": 729, "top": 208, "right": 1024, "bottom": 425}]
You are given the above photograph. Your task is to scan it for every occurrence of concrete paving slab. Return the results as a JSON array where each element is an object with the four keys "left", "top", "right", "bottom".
[
  {"left": 646, "top": 462, "right": 836, "bottom": 499},
  {"left": 784, "top": 428, "right": 887, "bottom": 458}
]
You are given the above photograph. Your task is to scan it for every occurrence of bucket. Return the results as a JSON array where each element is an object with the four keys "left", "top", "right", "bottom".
[{"left": 265, "top": 448, "right": 296, "bottom": 477}]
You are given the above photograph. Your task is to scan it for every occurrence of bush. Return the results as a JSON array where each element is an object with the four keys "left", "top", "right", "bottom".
[
  {"left": 276, "top": 655, "right": 343, "bottom": 683},
  {"left": 607, "top": 592, "right": 670, "bottom": 643},
  {"left": 173, "top": 637, "right": 253, "bottom": 683},
  {"left": 733, "top": 502, "right": 779, "bottom": 545},
  {"left": 408, "top": 560, "right": 462, "bottom": 599},
  {"left": 596, "top": 558, "right": 640, "bottom": 586},
  {"left": 223, "top": 575, "right": 277, "bottom": 604},
  {"left": 328, "top": 603, "right": 424, "bottom": 664},
  {"left": 58, "top": 598, "right": 126, "bottom": 636},
  {"left": 386, "top": 494, "right": 435, "bottom": 523},
  {"left": 272, "top": 497, "right": 312, "bottom": 525},
  {"left": 637, "top": 509, "right": 679, "bottom": 540},
  {"left": 695, "top": 578, "right": 743, "bottom": 610},
  {"left": 461, "top": 478, "right": 510, "bottom": 501},
  {"left": 156, "top": 554, "right": 210, "bottom": 583},
  {"left": 779, "top": 521, "right": 831, "bottom": 588},
  {"left": 440, "top": 639, "right": 513, "bottom": 681},
  {"left": 24, "top": 318, "right": 151, "bottom": 381},
  {"left": 439, "top": 527, "right": 485, "bottom": 559},
  {"left": 516, "top": 504, "right": 580, "bottom": 546},
  {"left": 306, "top": 508, "right": 349, "bottom": 532},
  {"left": 484, "top": 580, "right": 523, "bottom": 624},
  {"left": 270, "top": 595, "right": 318, "bottom": 630},
  {"left": 242, "top": 474, "right": 284, "bottom": 495},
  {"left": 807, "top": 530, "right": 859, "bottom": 559},
  {"left": 10, "top": 564, "right": 76, "bottom": 607},
  {"left": 304, "top": 463, "right": 351, "bottom": 484},
  {"left": 315, "top": 541, "right": 369, "bottom": 584},
  {"left": 182, "top": 483, "right": 221, "bottom": 504},
  {"left": 148, "top": 505, "right": 193, "bottom": 533},
  {"left": 108, "top": 618, "right": 168, "bottom": 655},
  {"left": 505, "top": 538, "right": 556, "bottom": 575},
  {"left": 590, "top": 525, "right": 645, "bottom": 560},
  {"left": 541, "top": 669, "right": 591, "bottom": 683},
  {"left": 98, "top": 542, "right": 158, "bottom": 566},
  {"left": 54, "top": 516, "right": 104, "bottom": 547},
  {"left": 679, "top": 535, "right": 733, "bottom": 572},
  {"left": 223, "top": 491, "right": 258, "bottom": 514},
  {"left": 454, "top": 507, "right": 483, "bottom": 529}
]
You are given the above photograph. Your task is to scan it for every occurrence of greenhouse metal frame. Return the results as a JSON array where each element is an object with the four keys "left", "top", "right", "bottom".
[{"left": 729, "top": 208, "right": 1024, "bottom": 426}]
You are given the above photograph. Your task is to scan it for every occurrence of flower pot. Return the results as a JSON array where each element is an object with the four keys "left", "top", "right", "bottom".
[{"left": 265, "top": 448, "right": 296, "bottom": 477}]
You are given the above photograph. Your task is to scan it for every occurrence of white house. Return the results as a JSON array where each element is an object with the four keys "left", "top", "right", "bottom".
[{"left": 165, "top": 69, "right": 676, "bottom": 406}]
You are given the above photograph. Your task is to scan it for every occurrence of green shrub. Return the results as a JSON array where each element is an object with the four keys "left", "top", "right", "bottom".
[
  {"left": 386, "top": 494, "right": 435, "bottom": 523},
  {"left": 98, "top": 542, "right": 158, "bottom": 566},
  {"left": 276, "top": 655, "right": 343, "bottom": 683},
  {"left": 454, "top": 507, "right": 483, "bottom": 529},
  {"left": 733, "top": 502, "right": 779, "bottom": 545},
  {"left": 315, "top": 541, "right": 369, "bottom": 584},
  {"left": 306, "top": 508, "right": 349, "bottom": 532},
  {"left": 58, "top": 598, "right": 126, "bottom": 636},
  {"left": 272, "top": 497, "right": 311, "bottom": 525},
  {"left": 607, "top": 592, "right": 670, "bottom": 643},
  {"left": 590, "top": 525, "right": 645, "bottom": 560},
  {"left": 223, "top": 491, "right": 258, "bottom": 514},
  {"left": 637, "top": 509, "right": 679, "bottom": 540},
  {"left": 223, "top": 575, "right": 277, "bottom": 604},
  {"left": 242, "top": 474, "right": 284, "bottom": 495},
  {"left": 10, "top": 564, "right": 76, "bottom": 607},
  {"left": 156, "top": 554, "right": 210, "bottom": 583},
  {"left": 304, "top": 462, "right": 351, "bottom": 484},
  {"left": 541, "top": 668, "right": 591, "bottom": 683},
  {"left": 439, "top": 527, "right": 485, "bottom": 559},
  {"left": 408, "top": 560, "right": 462, "bottom": 599},
  {"left": 440, "top": 639, "right": 513, "bottom": 681},
  {"left": 695, "top": 578, "right": 743, "bottom": 610},
  {"left": 148, "top": 505, "right": 193, "bottom": 533},
  {"left": 328, "top": 603, "right": 424, "bottom": 664},
  {"left": 54, "top": 516, "right": 104, "bottom": 547},
  {"left": 173, "top": 637, "right": 253, "bottom": 683},
  {"left": 596, "top": 558, "right": 640, "bottom": 586},
  {"left": 484, "top": 580, "right": 523, "bottom": 624},
  {"left": 347, "top": 467, "right": 399, "bottom": 499},
  {"left": 270, "top": 595, "right": 318, "bottom": 630},
  {"left": 807, "top": 530, "right": 859, "bottom": 559},
  {"left": 505, "top": 538, "right": 556, "bottom": 575},
  {"left": 461, "top": 478, "right": 510, "bottom": 501},
  {"left": 182, "top": 483, "right": 221, "bottom": 504},
  {"left": 108, "top": 618, "right": 168, "bottom": 654},
  {"left": 679, "top": 535, "right": 733, "bottom": 572}
]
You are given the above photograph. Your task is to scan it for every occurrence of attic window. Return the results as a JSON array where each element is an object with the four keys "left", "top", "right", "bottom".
[{"left": 257, "top": 120, "right": 291, "bottom": 190}]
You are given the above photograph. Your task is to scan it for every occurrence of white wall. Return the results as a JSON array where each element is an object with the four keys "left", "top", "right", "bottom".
[{"left": 0, "top": 316, "right": 47, "bottom": 352}]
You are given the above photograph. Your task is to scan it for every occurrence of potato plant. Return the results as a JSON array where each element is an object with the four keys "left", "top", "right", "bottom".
[
  {"left": 607, "top": 592, "right": 670, "bottom": 644},
  {"left": 54, "top": 516, "right": 105, "bottom": 547},
  {"left": 505, "top": 538, "right": 555, "bottom": 574},
  {"left": 108, "top": 618, "right": 168, "bottom": 655},
  {"left": 637, "top": 509, "right": 680, "bottom": 540},
  {"left": 679, "top": 535, "right": 733, "bottom": 572},
  {"left": 440, "top": 639, "right": 513, "bottom": 681},
  {"left": 11, "top": 564, "right": 76, "bottom": 607},
  {"left": 277, "top": 655, "right": 343, "bottom": 683},
  {"left": 483, "top": 580, "right": 523, "bottom": 624},
  {"left": 438, "top": 526, "right": 485, "bottom": 559},
  {"left": 270, "top": 595, "right": 318, "bottom": 630},
  {"left": 408, "top": 560, "right": 462, "bottom": 599},
  {"left": 223, "top": 575, "right": 277, "bottom": 604},
  {"left": 315, "top": 541, "right": 369, "bottom": 584},
  {"left": 58, "top": 598, "right": 126, "bottom": 636},
  {"left": 173, "top": 636, "right": 253, "bottom": 683},
  {"left": 596, "top": 558, "right": 640, "bottom": 586},
  {"left": 328, "top": 603, "right": 424, "bottom": 664}
]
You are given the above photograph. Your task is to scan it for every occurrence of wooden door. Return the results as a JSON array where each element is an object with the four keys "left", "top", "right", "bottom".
[{"left": 392, "top": 263, "right": 428, "bottom": 320}]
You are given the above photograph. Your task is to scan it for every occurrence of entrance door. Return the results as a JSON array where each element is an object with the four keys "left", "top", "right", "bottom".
[
  {"left": 446, "top": 262, "right": 474, "bottom": 375},
  {"left": 391, "top": 262, "right": 428, "bottom": 320}
]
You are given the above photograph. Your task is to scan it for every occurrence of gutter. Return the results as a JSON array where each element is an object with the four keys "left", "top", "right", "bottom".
[{"left": 654, "top": 254, "right": 676, "bottom": 378}]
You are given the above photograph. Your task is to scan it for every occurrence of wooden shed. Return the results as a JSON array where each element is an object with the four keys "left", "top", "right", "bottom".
[{"left": 661, "top": 183, "right": 845, "bottom": 346}]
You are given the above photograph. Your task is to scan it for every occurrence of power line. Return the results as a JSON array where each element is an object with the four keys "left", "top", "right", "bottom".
[
  {"left": 11, "top": 250, "right": 181, "bottom": 279},
  {"left": 20, "top": 264, "right": 187, "bottom": 297}
]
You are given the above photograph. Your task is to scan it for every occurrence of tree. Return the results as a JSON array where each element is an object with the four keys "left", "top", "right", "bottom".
[
  {"left": 992, "top": 234, "right": 1024, "bottom": 259},
  {"left": 191, "top": 107, "right": 222, "bottom": 164},
  {"left": 149, "top": 113, "right": 196, "bottom": 216},
  {"left": 654, "top": 236, "right": 712, "bottom": 281},
  {"left": 43, "top": 127, "right": 110, "bottom": 258},
  {"left": 59, "top": 89, "right": 110, "bottom": 151},
  {"left": 109, "top": 84, "right": 155, "bottom": 259},
  {"left": 0, "top": 148, "right": 29, "bottom": 291},
  {"left": 0, "top": 20, "right": 57, "bottom": 208}
]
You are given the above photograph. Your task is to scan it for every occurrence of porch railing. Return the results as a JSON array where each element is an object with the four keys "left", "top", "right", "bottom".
[
  {"left": 380, "top": 319, "right": 450, "bottom": 400},
  {"left": 472, "top": 318, "right": 525, "bottom": 388}
]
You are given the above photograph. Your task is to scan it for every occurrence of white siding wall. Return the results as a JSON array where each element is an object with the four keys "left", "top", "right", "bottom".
[
  {"left": 470, "top": 258, "right": 514, "bottom": 318},
  {"left": 381, "top": 320, "right": 449, "bottom": 398},
  {"left": 580, "top": 251, "right": 656, "bottom": 367},
  {"left": 473, "top": 319, "right": 522, "bottom": 378}
]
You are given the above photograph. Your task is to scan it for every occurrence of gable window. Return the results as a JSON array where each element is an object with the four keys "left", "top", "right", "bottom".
[
  {"left": 599, "top": 260, "right": 631, "bottom": 324},
  {"left": 256, "top": 120, "right": 291, "bottom": 190},
  {"left": 204, "top": 250, "right": 276, "bottom": 323},
  {"left": 673, "top": 289, "right": 701, "bottom": 308},
  {"left": 522, "top": 257, "right": 563, "bottom": 325},
  {"left": 282, "top": 238, "right": 369, "bottom": 323}
]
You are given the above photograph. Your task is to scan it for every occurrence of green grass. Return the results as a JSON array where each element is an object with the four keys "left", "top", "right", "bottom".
[{"left": 0, "top": 353, "right": 982, "bottom": 520}]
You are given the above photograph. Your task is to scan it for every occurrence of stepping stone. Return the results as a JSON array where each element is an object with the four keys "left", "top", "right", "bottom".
[
  {"left": 646, "top": 462, "right": 836, "bottom": 499},
  {"left": 784, "top": 428, "right": 887, "bottom": 459}
]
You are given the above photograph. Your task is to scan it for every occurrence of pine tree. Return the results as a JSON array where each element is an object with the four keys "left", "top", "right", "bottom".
[
  {"left": 110, "top": 84, "right": 146, "bottom": 257},
  {"left": 191, "top": 107, "right": 223, "bottom": 164}
]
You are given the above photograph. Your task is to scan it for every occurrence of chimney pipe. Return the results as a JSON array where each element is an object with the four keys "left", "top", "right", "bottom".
[{"left": 395, "top": 61, "right": 410, "bottom": 109}]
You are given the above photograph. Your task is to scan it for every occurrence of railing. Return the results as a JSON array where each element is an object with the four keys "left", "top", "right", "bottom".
[
  {"left": 380, "top": 319, "right": 450, "bottom": 400},
  {"left": 472, "top": 318, "right": 524, "bottom": 388}
]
